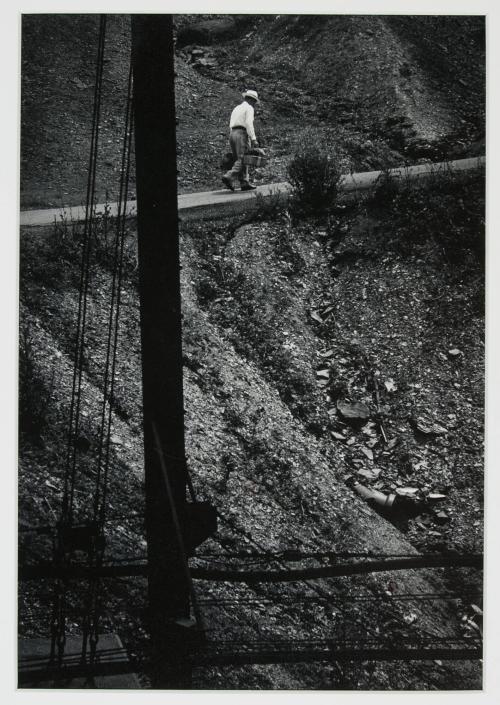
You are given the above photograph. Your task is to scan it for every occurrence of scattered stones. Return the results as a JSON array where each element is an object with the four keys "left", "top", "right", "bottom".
[
  {"left": 428, "top": 493, "right": 447, "bottom": 501},
  {"left": 434, "top": 510, "right": 451, "bottom": 525},
  {"left": 395, "top": 487, "right": 419, "bottom": 497},
  {"left": 337, "top": 400, "right": 371, "bottom": 422},
  {"left": 331, "top": 430, "right": 346, "bottom": 441},
  {"left": 357, "top": 466, "right": 381, "bottom": 481},
  {"left": 360, "top": 446, "right": 374, "bottom": 461},
  {"left": 410, "top": 415, "right": 448, "bottom": 436},
  {"left": 316, "top": 368, "right": 330, "bottom": 379},
  {"left": 361, "top": 421, "right": 378, "bottom": 437},
  {"left": 384, "top": 378, "right": 397, "bottom": 393},
  {"left": 310, "top": 310, "right": 324, "bottom": 324},
  {"left": 403, "top": 612, "right": 418, "bottom": 625}
]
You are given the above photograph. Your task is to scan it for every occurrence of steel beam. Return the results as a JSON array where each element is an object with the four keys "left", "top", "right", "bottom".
[
  {"left": 131, "top": 14, "right": 190, "bottom": 688},
  {"left": 19, "top": 553, "right": 482, "bottom": 581},
  {"left": 190, "top": 646, "right": 482, "bottom": 667}
]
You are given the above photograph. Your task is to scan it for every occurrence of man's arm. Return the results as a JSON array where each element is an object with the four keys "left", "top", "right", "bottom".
[{"left": 244, "top": 104, "right": 258, "bottom": 145}]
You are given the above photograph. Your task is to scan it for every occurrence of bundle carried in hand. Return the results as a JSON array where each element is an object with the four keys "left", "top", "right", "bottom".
[{"left": 242, "top": 147, "right": 267, "bottom": 167}]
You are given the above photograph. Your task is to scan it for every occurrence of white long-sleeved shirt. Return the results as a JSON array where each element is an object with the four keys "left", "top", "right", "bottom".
[{"left": 229, "top": 101, "right": 257, "bottom": 142}]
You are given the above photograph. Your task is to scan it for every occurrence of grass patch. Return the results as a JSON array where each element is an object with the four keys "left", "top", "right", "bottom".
[
  {"left": 21, "top": 207, "right": 139, "bottom": 299},
  {"left": 369, "top": 166, "right": 485, "bottom": 266},
  {"left": 288, "top": 131, "right": 351, "bottom": 220}
]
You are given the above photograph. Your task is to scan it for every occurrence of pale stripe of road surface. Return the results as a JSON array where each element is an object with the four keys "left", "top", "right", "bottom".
[{"left": 20, "top": 156, "right": 484, "bottom": 227}]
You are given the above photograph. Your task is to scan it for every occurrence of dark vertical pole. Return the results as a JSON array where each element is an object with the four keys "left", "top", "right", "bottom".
[{"left": 131, "top": 15, "right": 191, "bottom": 687}]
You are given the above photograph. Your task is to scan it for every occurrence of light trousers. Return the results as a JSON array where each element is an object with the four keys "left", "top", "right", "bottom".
[{"left": 224, "top": 129, "right": 250, "bottom": 183}]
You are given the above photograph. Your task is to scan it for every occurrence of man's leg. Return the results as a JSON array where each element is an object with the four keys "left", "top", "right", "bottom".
[
  {"left": 239, "top": 137, "right": 250, "bottom": 185},
  {"left": 240, "top": 164, "right": 250, "bottom": 185},
  {"left": 239, "top": 135, "right": 257, "bottom": 189},
  {"left": 237, "top": 135, "right": 251, "bottom": 186},
  {"left": 223, "top": 131, "right": 247, "bottom": 187}
]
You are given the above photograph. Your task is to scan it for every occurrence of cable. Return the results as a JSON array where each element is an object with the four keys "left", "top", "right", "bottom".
[
  {"left": 86, "top": 55, "right": 135, "bottom": 667},
  {"left": 191, "top": 555, "right": 482, "bottom": 583},
  {"left": 194, "top": 550, "right": 463, "bottom": 560},
  {"left": 196, "top": 592, "right": 482, "bottom": 606},
  {"left": 52, "top": 16, "right": 108, "bottom": 670},
  {"left": 95, "top": 62, "right": 134, "bottom": 529},
  {"left": 63, "top": 15, "right": 108, "bottom": 526}
]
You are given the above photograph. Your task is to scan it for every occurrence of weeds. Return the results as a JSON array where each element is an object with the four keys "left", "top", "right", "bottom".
[
  {"left": 370, "top": 167, "right": 401, "bottom": 207},
  {"left": 251, "top": 189, "right": 288, "bottom": 222},
  {"left": 368, "top": 165, "right": 485, "bottom": 265},
  {"left": 28, "top": 203, "right": 139, "bottom": 291},
  {"left": 288, "top": 132, "right": 349, "bottom": 220},
  {"left": 272, "top": 217, "right": 306, "bottom": 277}
]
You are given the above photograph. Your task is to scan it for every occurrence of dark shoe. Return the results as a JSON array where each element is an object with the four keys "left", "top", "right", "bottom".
[
  {"left": 240, "top": 182, "right": 257, "bottom": 191},
  {"left": 222, "top": 176, "right": 235, "bottom": 191}
]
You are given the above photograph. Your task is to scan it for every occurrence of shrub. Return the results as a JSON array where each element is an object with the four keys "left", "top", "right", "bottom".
[
  {"left": 287, "top": 134, "right": 346, "bottom": 219},
  {"left": 370, "top": 167, "right": 401, "bottom": 207}
]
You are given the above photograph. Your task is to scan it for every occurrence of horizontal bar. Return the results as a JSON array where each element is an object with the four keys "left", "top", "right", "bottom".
[
  {"left": 19, "top": 645, "right": 481, "bottom": 683},
  {"left": 190, "top": 646, "right": 482, "bottom": 667},
  {"left": 19, "top": 554, "right": 482, "bottom": 582},
  {"left": 19, "top": 562, "right": 148, "bottom": 580},
  {"left": 191, "top": 555, "right": 482, "bottom": 583}
]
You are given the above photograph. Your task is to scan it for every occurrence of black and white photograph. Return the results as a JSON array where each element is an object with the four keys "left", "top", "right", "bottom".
[{"left": 14, "top": 5, "right": 490, "bottom": 693}]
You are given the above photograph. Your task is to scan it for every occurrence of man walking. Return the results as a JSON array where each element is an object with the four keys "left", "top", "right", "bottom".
[{"left": 222, "top": 89, "right": 260, "bottom": 191}]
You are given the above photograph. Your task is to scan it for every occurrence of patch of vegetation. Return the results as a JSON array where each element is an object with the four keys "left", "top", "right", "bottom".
[
  {"left": 20, "top": 223, "right": 80, "bottom": 294},
  {"left": 288, "top": 132, "right": 350, "bottom": 220},
  {"left": 369, "top": 167, "right": 485, "bottom": 266},
  {"left": 21, "top": 208, "right": 139, "bottom": 301},
  {"left": 272, "top": 219, "right": 307, "bottom": 277},
  {"left": 251, "top": 189, "right": 289, "bottom": 222}
]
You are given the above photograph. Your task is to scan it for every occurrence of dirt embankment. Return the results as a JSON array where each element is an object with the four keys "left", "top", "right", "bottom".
[
  {"left": 20, "top": 14, "right": 485, "bottom": 208},
  {"left": 19, "top": 166, "right": 484, "bottom": 688}
]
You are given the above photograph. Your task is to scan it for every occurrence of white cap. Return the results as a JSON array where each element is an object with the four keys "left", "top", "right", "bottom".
[{"left": 242, "top": 89, "right": 260, "bottom": 103}]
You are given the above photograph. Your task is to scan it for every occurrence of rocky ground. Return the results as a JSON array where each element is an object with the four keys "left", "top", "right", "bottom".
[
  {"left": 20, "top": 14, "right": 484, "bottom": 207},
  {"left": 18, "top": 13, "right": 485, "bottom": 690},
  {"left": 19, "top": 170, "right": 484, "bottom": 689}
]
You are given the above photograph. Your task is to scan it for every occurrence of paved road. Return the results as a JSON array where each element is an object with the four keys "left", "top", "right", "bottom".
[{"left": 19, "top": 156, "right": 484, "bottom": 227}]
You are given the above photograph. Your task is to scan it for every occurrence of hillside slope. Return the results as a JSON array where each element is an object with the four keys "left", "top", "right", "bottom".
[
  {"left": 20, "top": 14, "right": 485, "bottom": 207},
  {"left": 19, "top": 169, "right": 484, "bottom": 688}
]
